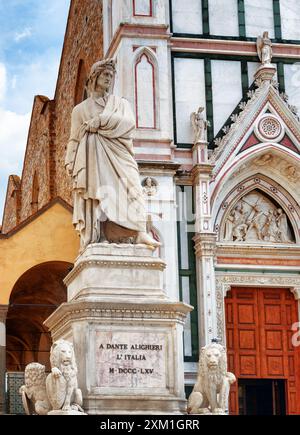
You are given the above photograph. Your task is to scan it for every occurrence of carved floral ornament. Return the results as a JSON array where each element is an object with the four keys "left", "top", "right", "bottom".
[{"left": 214, "top": 176, "right": 300, "bottom": 245}]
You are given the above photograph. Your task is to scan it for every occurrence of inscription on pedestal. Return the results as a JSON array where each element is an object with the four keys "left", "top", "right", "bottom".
[{"left": 95, "top": 331, "right": 166, "bottom": 388}]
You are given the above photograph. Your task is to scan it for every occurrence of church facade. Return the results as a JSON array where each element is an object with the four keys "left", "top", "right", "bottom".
[{"left": 1, "top": 0, "right": 300, "bottom": 415}]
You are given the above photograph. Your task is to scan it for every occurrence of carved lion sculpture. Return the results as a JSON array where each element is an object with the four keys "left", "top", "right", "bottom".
[
  {"left": 46, "top": 339, "right": 84, "bottom": 413},
  {"left": 19, "top": 363, "right": 51, "bottom": 415},
  {"left": 187, "top": 343, "right": 236, "bottom": 415}
]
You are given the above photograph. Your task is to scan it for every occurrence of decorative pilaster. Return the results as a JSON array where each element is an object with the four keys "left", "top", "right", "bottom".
[
  {"left": 0, "top": 305, "right": 8, "bottom": 415},
  {"left": 254, "top": 64, "right": 277, "bottom": 86},
  {"left": 194, "top": 233, "right": 218, "bottom": 347},
  {"left": 192, "top": 141, "right": 208, "bottom": 166},
  {"left": 192, "top": 132, "right": 217, "bottom": 347},
  {"left": 192, "top": 161, "right": 214, "bottom": 234}
]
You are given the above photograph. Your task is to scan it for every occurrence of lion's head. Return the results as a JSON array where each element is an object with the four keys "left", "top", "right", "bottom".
[
  {"left": 199, "top": 343, "right": 227, "bottom": 377},
  {"left": 24, "top": 363, "right": 47, "bottom": 388},
  {"left": 50, "top": 340, "right": 77, "bottom": 371}
]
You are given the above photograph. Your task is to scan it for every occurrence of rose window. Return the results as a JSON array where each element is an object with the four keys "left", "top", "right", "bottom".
[{"left": 257, "top": 115, "right": 283, "bottom": 141}]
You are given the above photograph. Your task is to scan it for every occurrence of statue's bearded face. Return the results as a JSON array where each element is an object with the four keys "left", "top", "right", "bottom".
[{"left": 96, "top": 68, "right": 114, "bottom": 93}]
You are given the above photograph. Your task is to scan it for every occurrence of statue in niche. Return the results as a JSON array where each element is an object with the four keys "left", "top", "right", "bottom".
[
  {"left": 65, "top": 58, "right": 160, "bottom": 252},
  {"left": 190, "top": 107, "right": 209, "bottom": 143},
  {"left": 256, "top": 31, "right": 273, "bottom": 66},
  {"left": 223, "top": 192, "right": 293, "bottom": 244},
  {"left": 142, "top": 177, "right": 157, "bottom": 196}
]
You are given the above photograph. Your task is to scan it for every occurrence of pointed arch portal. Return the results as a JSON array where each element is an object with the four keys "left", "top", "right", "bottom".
[{"left": 214, "top": 174, "right": 300, "bottom": 244}]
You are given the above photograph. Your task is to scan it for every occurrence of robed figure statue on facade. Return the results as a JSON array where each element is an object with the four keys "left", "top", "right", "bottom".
[
  {"left": 256, "top": 31, "right": 273, "bottom": 65},
  {"left": 65, "top": 59, "right": 160, "bottom": 251},
  {"left": 190, "top": 107, "right": 209, "bottom": 144}
]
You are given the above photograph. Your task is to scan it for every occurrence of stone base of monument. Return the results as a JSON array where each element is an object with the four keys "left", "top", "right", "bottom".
[
  {"left": 44, "top": 244, "right": 192, "bottom": 415},
  {"left": 48, "top": 410, "right": 87, "bottom": 415}
]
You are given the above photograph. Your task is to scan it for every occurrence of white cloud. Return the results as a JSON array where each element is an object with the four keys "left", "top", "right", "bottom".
[
  {"left": 0, "top": 0, "right": 71, "bottom": 224},
  {"left": 0, "top": 50, "right": 61, "bottom": 223},
  {"left": 0, "top": 63, "right": 6, "bottom": 101},
  {"left": 0, "top": 108, "right": 30, "bottom": 164},
  {"left": 14, "top": 27, "right": 32, "bottom": 42},
  {"left": 0, "top": 107, "right": 30, "bottom": 222},
  {"left": 6, "top": 48, "right": 60, "bottom": 114},
  {"left": 11, "top": 75, "right": 17, "bottom": 90}
]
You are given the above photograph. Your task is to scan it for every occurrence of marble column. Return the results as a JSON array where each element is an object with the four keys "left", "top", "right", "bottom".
[
  {"left": 194, "top": 233, "right": 218, "bottom": 346},
  {"left": 192, "top": 141, "right": 214, "bottom": 234},
  {"left": 0, "top": 305, "right": 8, "bottom": 415},
  {"left": 192, "top": 144, "right": 218, "bottom": 346}
]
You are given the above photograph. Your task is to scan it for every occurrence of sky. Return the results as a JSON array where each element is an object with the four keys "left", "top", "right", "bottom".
[{"left": 0, "top": 0, "right": 70, "bottom": 223}]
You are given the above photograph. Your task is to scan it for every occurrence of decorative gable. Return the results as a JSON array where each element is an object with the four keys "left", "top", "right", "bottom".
[{"left": 210, "top": 65, "right": 300, "bottom": 182}]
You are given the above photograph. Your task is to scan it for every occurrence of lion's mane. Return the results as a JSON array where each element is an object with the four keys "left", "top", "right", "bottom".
[
  {"left": 50, "top": 340, "right": 77, "bottom": 373},
  {"left": 199, "top": 343, "right": 227, "bottom": 384}
]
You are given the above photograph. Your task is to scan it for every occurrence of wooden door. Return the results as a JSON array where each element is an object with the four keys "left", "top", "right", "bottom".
[{"left": 225, "top": 287, "right": 300, "bottom": 415}]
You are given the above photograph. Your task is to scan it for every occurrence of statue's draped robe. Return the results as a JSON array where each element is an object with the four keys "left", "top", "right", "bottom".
[{"left": 66, "top": 95, "right": 146, "bottom": 247}]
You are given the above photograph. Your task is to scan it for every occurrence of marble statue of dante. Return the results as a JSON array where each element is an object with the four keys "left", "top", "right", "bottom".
[
  {"left": 256, "top": 31, "right": 273, "bottom": 65},
  {"left": 65, "top": 58, "right": 160, "bottom": 251}
]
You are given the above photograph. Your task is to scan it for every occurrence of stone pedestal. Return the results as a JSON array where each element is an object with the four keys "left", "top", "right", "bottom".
[
  {"left": 44, "top": 244, "right": 192, "bottom": 414},
  {"left": 192, "top": 140, "right": 209, "bottom": 165},
  {"left": 254, "top": 64, "right": 277, "bottom": 84}
]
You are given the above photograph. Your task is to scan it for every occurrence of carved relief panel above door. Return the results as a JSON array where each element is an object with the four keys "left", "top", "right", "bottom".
[{"left": 222, "top": 190, "right": 295, "bottom": 244}]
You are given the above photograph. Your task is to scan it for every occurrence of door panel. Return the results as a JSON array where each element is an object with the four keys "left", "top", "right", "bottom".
[{"left": 225, "top": 287, "right": 300, "bottom": 415}]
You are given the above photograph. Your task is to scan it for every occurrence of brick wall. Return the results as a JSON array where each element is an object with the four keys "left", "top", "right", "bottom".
[
  {"left": 19, "top": 96, "right": 53, "bottom": 223},
  {"left": 1, "top": 176, "right": 20, "bottom": 234},
  {"left": 53, "top": 0, "right": 103, "bottom": 204}
]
